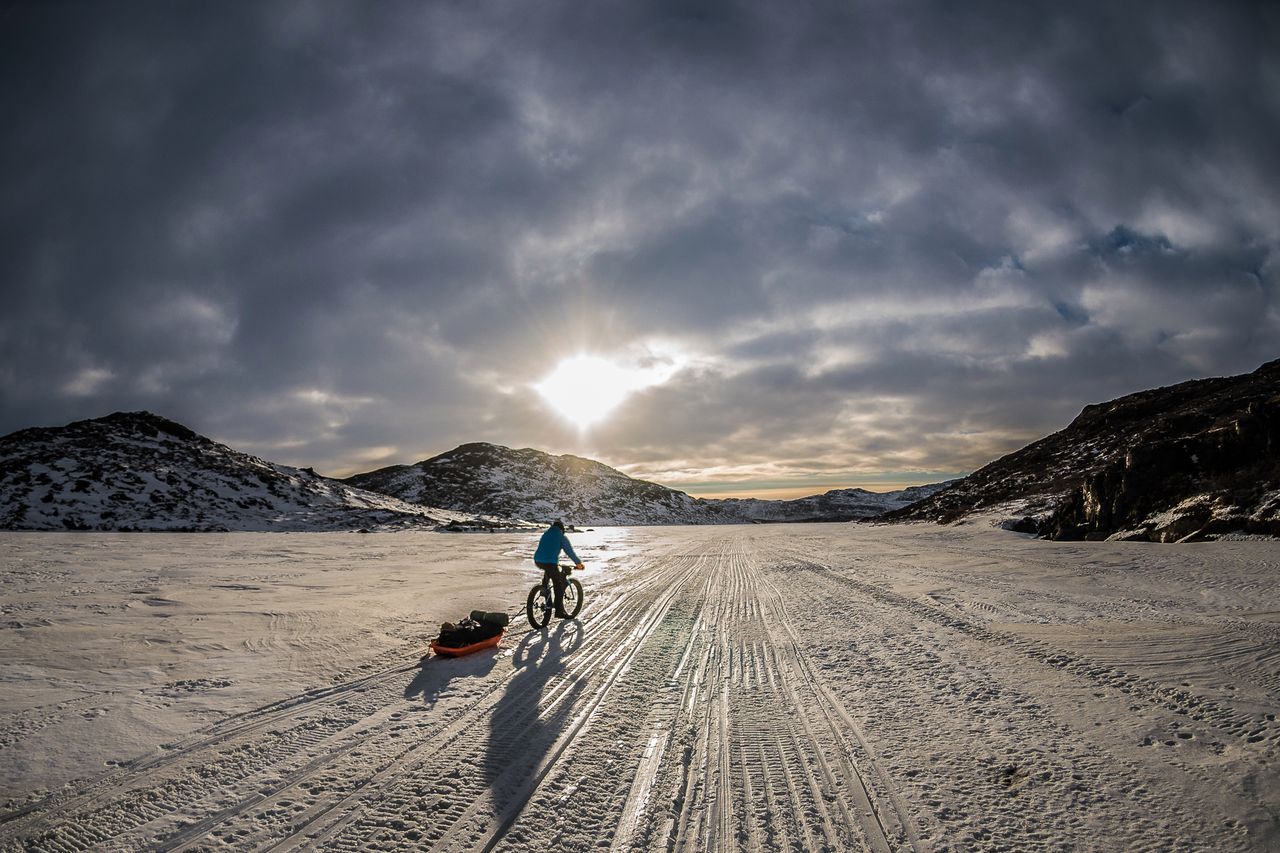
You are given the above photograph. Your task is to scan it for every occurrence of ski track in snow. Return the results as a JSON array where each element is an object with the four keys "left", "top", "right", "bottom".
[{"left": 0, "top": 525, "right": 1277, "bottom": 851}]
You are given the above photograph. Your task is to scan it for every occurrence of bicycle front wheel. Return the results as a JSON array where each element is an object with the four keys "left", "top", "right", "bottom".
[
  {"left": 527, "top": 584, "right": 552, "bottom": 629},
  {"left": 561, "top": 578, "right": 584, "bottom": 619}
]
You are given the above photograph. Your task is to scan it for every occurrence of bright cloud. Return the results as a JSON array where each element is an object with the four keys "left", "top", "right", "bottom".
[{"left": 534, "top": 347, "right": 685, "bottom": 430}]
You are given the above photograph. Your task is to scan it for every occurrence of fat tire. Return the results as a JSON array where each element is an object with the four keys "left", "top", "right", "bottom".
[
  {"left": 526, "top": 585, "right": 551, "bottom": 629},
  {"left": 562, "top": 578, "right": 584, "bottom": 618}
]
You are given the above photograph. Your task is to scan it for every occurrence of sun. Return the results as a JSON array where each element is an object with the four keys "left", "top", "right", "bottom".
[
  {"left": 534, "top": 355, "right": 636, "bottom": 428},
  {"left": 533, "top": 352, "right": 679, "bottom": 429}
]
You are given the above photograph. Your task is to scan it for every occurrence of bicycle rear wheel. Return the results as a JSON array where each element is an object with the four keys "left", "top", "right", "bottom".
[
  {"left": 526, "top": 584, "right": 552, "bottom": 629},
  {"left": 562, "top": 577, "right": 584, "bottom": 618}
]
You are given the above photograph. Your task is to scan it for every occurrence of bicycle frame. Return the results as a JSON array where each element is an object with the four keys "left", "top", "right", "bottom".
[{"left": 527, "top": 564, "right": 582, "bottom": 629}]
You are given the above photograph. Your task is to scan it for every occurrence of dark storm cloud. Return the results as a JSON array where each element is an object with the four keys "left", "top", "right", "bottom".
[{"left": 1, "top": 0, "right": 1277, "bottom": 488}]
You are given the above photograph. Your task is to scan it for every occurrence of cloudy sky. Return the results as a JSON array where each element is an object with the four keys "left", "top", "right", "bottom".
[{"left": 2, "top": 1, "right": 1277, "bottom": 498}]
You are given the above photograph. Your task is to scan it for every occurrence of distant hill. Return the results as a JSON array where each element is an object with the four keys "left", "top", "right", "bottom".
[
  {"left": 344, "top": 442, "right": 738, "bottom": 525},
  {"left": 0, "top": 413, "right": 946, "bottom": 531},
  {"left": 711, "top": 483, "right": 951, "bottom": 523},
  {"left": 344, "top": 442, "right": 948, "bottom": 526},
  {"left": 887, "top": 359, "right": 1280, "bottom": 541},
  {"left": 0, "top": 412, "right": 488, "bottom": 532}
]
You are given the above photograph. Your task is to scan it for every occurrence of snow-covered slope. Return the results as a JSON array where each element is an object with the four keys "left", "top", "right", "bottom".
[
  {"left": 0, "top": 414, "right": 946, "bottom": 531},
  {"left": 716, "top": 483, "right": 953, "bottom": 522},
  {"left": 345, "top": 442, "right": 946, "bottom": 526},
  {"left": 0, "top": 412, "right": 484, "bottom": 532},
  {"left": 345, "top": 443, "right": 740, "bottom": 525},
  {"left": 889, "top": 359, "right": 1280, "bottom": 541}
]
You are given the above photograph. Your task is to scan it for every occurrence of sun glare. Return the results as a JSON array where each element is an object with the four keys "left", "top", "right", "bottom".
[{"left": 534, "top": 352, "right": 679, "bottom": 429}]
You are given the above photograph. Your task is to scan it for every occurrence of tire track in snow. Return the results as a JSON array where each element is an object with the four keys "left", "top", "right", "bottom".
[
  {"left": 0, "top": 553, "right": 694, "bottom": 852},
  {"left": 341, "top": 556, "right": 704, "bottom": 851},
  {"left": 768, "top": 550, "right": 1256, "bottom": 852},
  {"left": 545, "top": 538, "right": 908, "bottom": 852},
  {"left": 781, "top": 555, "right": 1280, "bottom": 751},
  {"left": 471, "top": 557, "right": 715, "bottom": 852},
  {"left": 736, "top": 547, "right": 906, "bottom": 852},
  {"left": 1, "top": 534, "right": 925, "bottom": 852},
  {"left": 0, "top": 647, "right": 422, "bottom": 852},
  {"left": 236, "top": 553, "right": 702, "bottom": 851}
]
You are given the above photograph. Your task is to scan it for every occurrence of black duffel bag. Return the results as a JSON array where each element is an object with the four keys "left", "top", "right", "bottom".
[{"left": 436, "top": 617, "right": 503, "bottom": 648}]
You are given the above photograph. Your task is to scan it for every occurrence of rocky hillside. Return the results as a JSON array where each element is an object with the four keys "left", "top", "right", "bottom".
[
  {"left": 345, "top": 443, "right": 738, "bottom": 525},
  {"left": 0, "top": 412, "right": 485, "bottom": 532},
  {"left": 888, "top": 359, "right": 1280, "bottom": 541},
  {"left": 345, "top": 442, "right": 945, "bottom": 526},
  {"left": 0, "top": 413, "right": 946, "bottom": 532}
]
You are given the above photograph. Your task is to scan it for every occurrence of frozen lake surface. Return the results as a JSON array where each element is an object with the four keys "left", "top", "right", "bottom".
[{"left": 1, "top": 524, "right": 1277, "bottom": 851}]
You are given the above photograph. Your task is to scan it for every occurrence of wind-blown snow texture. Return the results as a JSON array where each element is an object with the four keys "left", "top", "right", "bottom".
[
  {"left": 344, "top": 442, "right": 949, "bottom": 526},
  {"left": 890, "top": 358, "right": 1280, "bottom": 541},
  {"left": 0, "top": 525, "right": 1276, "bottom": 850},
  {"left": 0, "top": 412, "right": 482, "bottom": 531}
]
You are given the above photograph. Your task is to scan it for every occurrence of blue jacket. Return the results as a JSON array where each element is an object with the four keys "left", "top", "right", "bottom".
[{"left": 534, "top": 525, "right": 580, "bottom": 565}]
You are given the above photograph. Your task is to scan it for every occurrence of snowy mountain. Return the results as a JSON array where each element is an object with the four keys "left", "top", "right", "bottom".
[
  {"left": 0, "top": 413, "right": 946, "bottom": 531},
  {"left": 0, "top": 412, "right": 488, "bottom": 532},
  {"left": 888, "top": 359, "right": 1280, "bottom": 541},
  {"left": 344, "top": 443, "right": 739, "bottom": 525},
  {"left": 712, "top": 483, "right": 951, "bottom": 522},
  {"left": 344, "top": 442, "right": 948, "bottom": 526}
]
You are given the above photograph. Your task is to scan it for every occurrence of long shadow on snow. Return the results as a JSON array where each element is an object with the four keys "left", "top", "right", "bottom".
[
  {"left": 483, "top": 621, "right": 585, "bottom": 789},
  {"left": 404, "top": 647, "right": 502, "bottom": 707}
]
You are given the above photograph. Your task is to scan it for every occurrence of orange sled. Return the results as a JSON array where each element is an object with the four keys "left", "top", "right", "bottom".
[{"left": 429, "top": 629, "right": 505, "bottom": 658}]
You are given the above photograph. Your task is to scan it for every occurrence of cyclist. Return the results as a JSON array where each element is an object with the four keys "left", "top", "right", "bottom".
[{"left": 534, "top": 520, "right": 584, "bottom": 618}]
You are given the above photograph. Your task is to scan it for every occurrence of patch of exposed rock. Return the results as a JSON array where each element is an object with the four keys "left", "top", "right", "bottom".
[{"left": 888, "top": 359, "right": 1280, "bottom": 541}]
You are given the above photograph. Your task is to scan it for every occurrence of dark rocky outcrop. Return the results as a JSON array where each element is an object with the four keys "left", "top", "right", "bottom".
[{"left": 888, "top": 360, "right": 1280, "bottom": 541}]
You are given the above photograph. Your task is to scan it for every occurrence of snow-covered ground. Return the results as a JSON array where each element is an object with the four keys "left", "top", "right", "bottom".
[{"left": 0, "top": 524, "right": 1277, "bottom": 851}]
